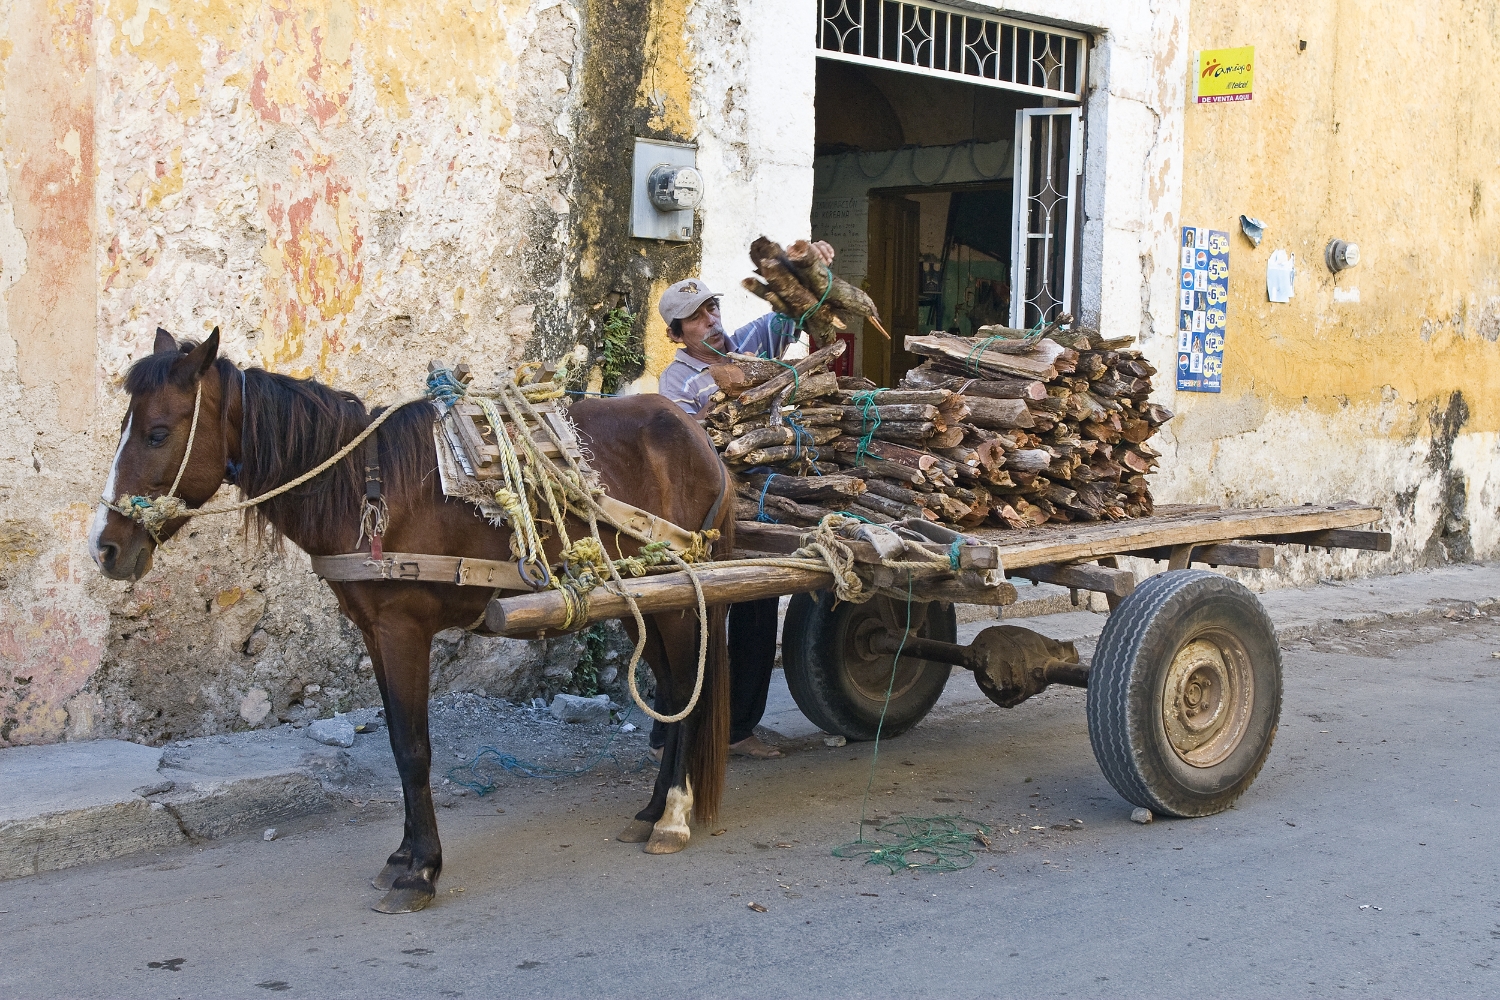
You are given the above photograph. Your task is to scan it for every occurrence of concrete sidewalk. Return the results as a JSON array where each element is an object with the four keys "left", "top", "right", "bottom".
[{"left": 5, "top": 563, "right": 1499, "bottom": 880}]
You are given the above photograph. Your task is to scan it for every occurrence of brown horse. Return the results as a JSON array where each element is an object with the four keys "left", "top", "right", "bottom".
[{"left": 90, "top": 328, "right": 731, "bottom": 912}]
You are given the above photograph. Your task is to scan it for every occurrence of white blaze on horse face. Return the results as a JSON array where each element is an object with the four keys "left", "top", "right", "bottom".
[{"left": 89, "top": 414, "right": 132, "bottom": 564}]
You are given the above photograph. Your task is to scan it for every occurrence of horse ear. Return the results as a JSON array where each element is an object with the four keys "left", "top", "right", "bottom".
[
  {"left": 154, "top": 327, "right": 177, "bottom": 354},
  {"left": 173, "top": 328, "right": 220, "bottom": 382}
]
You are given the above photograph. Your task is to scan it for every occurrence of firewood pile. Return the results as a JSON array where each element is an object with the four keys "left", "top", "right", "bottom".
[
  {"left": 704, "top": 241, "right": 1172, "bottom": 529},
  {"left": 741, "top": 237, "right": 888, "bottom": 347}
]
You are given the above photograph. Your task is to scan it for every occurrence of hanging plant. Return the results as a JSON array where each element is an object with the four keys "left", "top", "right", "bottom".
[{"left": 597, "top": 306, "right": 642, "bottom": 396}]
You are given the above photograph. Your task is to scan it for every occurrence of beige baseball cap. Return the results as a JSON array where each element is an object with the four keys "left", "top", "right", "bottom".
[{"left": 657, "top": 278, "right": 719, "bottom": 324}]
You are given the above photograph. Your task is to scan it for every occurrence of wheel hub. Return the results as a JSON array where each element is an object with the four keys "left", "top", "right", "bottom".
[{"left": 1161, "top": 633, "right": 1253, "bottom": 767}]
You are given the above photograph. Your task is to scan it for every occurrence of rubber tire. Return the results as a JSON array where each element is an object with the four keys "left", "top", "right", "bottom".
[
  {"left": 782, "top": 591, "right": 956, "bottom": 741},
  {"left": 1086, "top": 570, "right": 1282, "bottom": 818}
]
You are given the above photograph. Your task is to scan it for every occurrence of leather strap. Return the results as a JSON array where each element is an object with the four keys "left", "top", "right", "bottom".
[
  {"left": 594, "top": 494, "right": 704, "bottom": 553},
  {"left": 310, "top": 552, "right": 530, "bottom": 590}
]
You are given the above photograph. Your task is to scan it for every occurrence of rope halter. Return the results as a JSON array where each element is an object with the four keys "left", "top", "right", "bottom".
[{"left": 103, "top": 381, "right": 204, "bottom": 541}]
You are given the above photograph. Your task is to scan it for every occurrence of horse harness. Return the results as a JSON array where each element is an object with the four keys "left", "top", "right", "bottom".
[
  {"left": 307, "top": 372, "right": 728, "bottom": 596},
  {"left": 105, "top": 363, "right": 727, "bottom": 600}
]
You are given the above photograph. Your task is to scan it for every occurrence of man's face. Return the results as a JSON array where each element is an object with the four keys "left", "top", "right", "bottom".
[{"left": 676, "top": 299, "right": 728, "bottom": 359}]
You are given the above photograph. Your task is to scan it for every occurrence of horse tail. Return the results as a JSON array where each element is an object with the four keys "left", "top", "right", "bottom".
[{"left": 688, "top": 505, "right": 733, "bottom": 824}]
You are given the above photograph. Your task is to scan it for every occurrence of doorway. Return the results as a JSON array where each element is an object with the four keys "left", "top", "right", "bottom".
[
  {"left": 810, "top": 29, "right": 1086, "bottom": 382},
  {"left": 867, "top": 182, "right": 1015, "bottom": 384}
]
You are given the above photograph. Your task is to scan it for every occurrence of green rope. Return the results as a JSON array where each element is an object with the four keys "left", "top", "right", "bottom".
[
  {"left": 833, "top": 815, "right": 992, "bottom": 873},
  {"left": 832, "top": 571, "right": 990, "bottom": 874},
  {"left": 851, "top": 389, "right": 881, "bottom": 467},
  {"left": 797, "top": 264, "right": 836, "bottom": 329},
  {"left": 852, "top": 569, "right": 906, "bottom": 839},
  {"left": 962, "top": 315, "right": 1049, "bottom": 375}
]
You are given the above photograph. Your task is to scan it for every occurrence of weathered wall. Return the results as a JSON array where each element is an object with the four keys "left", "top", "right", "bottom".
[
  {"left": 1161, "top": 0, "right": 1500, "bottom": 579},
  {"left": 0, "top": 0, "right": 686, "bottom": 746}
]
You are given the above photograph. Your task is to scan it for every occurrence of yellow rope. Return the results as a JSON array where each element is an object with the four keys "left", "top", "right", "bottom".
[{"left": 105, "top": 387, "right": 428, "bottom": 539}]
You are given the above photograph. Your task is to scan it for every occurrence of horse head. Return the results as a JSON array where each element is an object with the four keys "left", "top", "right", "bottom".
[{"left": 91, "top": 327, "right": 234, "bottom": 581}]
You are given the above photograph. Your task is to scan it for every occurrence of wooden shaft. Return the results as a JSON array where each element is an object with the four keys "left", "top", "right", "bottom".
[
  {"left": 485, "top": 563, "right": 835, "bottom": 636},
  {"left": 1008, "top": 561, "right": 1137, "bottom": 597}
]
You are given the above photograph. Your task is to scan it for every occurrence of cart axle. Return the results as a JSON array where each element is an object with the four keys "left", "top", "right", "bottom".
[{"left": 870, "top": 625, "right": 1087, "bottom": 708}]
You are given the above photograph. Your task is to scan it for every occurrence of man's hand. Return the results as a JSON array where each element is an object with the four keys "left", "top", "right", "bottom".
[{"left": 810, "top": 240, "right": 836, "bottom": 266}]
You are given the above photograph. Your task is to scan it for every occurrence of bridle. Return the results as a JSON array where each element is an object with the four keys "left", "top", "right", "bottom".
[
  {"left": 102, "top": 365, "right": 420, "bottom": 541},
  {"left": 99, "top": 380, "right": 204, "bottom": 541}
]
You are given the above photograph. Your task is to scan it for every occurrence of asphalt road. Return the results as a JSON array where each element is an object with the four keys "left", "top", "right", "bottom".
[{"left": 4, "top": 613, "right": 1498, "bottom": 999}]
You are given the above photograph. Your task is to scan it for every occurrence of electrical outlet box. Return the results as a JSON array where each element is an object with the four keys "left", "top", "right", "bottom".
[{"left": 632, "top": 138, "right": 698, "bottom": 242}]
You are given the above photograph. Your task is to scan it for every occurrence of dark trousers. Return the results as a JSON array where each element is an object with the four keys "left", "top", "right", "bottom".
[{"left": 650, "top": 597, "right": 780, "bottom": 748}]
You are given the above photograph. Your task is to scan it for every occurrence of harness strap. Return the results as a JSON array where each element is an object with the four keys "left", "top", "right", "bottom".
[
  {"left": 310, "top": 552, "right": 532, "bottom": 590},
  {"left": 593, "top": 494, "right": 705, "bottom": 556}
]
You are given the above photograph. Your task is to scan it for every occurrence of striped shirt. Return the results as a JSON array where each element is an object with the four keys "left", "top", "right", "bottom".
[{"left": 658, "top": 313, "right": 802, "bottom": 414}]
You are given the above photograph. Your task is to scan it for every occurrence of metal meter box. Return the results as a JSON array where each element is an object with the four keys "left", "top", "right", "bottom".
[{"left": 631, "top": 138, "right": 699, "bottom": 242}]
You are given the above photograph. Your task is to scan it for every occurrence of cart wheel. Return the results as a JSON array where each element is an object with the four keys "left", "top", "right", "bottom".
[
  {"left": 1086, "top": 570, "right": 1282, "bottom": 818},
  {"left": 782, "top": 591, "right": 955, "bottom": 741}
]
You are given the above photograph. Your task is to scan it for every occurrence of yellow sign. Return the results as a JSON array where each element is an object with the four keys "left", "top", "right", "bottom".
[{"left": 1197, "top": 46, "right": 1254, "bottom": 104}]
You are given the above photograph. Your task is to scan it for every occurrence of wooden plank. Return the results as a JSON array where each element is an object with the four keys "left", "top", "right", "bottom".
[
  {"left": 1008, "top": 562, "right": 1136, "bottom": 597},
  {"left": 1248, "top": 528, "right": 1393, "bottom": 552},
  {"left": 968, "top": 504, "right": 1382, "bottom": 570},
  {"left": 1128, "top": 542, "right": 1276, "bottom": 569}
]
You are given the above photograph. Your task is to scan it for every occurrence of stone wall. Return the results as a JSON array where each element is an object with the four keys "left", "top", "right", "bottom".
[{"left": 0, "top": 0, "right": 673, "bottom": 746}]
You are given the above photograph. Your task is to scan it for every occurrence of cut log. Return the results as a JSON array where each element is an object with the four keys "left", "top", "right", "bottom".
[
  {"left": 739, "top": 473, "right": 867, "bottom": 503},
  {"left": 1004, "top": 449, "right": 1053, "bottom": 473},
  {"left": 735, "top": 342, "right": 846, "bottom": 409},
  {"left": 723, "top": 424, "right": 841, "bottom": 460},
  {"left": 834, "top": 388, "right": 954, "bottom": 407},
  {"left": 961, "top": 396, "right": 1036, "bottom": 430},
  {"left": 837, "top": 419, "right": 938, "bottom": 444},
  {"left": 904, "top": 334, "right": 1059, "bottom": 380},
  {"left": 784, "top": 239, "right": 884, "bottom": 325},
  {"left": 829, "top": 449, "right": 927, "bottom": 485},
  {"left": 837, "top": 403, "right": 944, "bottom": 424}
]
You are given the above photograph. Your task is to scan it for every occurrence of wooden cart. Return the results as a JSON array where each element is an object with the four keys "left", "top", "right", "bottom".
[{"left": 485, "top": 502, "right": 1389, "bottom": 819}]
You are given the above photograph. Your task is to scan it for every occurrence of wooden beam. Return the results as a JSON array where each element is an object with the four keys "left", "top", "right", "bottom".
[
  {"left": 968, "top": 503, "right": 1381, "bottom": 570},
  {"left": 1008, "top": 562, "right": 1136, "bottom": 597},
  {"left": 487, "top": 564, "right": 833, "bottom": 636},
  {"left": 1129, "top": 542, "right": 1276, "bottom": 569},
  {"left": 1249, "top": 529, "right": 1392, "bottom": 552}
]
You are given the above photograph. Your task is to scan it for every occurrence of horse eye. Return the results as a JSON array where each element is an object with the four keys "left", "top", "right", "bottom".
[{"left": 147, "top": 427, "right": 170, "bottom": 447}]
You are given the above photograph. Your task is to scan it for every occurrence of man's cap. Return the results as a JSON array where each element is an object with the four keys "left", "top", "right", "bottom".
[{"left": 657, "top": 279, "right": 719, "bottom": 324}]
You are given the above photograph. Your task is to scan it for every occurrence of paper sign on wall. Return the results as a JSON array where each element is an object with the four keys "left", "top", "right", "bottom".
[
  {"left": 1177, "top": 227, "right": 1228, "bottom": 393},
  {"left": 1197, "top": 46, "right": 1254, "bottom": 103}
]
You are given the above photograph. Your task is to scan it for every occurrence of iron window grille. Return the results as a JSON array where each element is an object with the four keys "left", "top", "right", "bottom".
[{"left": 817, "top": 0, "right": 1088, "bottom": 103}]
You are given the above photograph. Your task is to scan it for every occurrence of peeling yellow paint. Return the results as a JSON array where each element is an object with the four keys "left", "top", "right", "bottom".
[
  {"left": 1181, "top": 1, "right": 1500, "bottom": 432},
  {"left": 642, "top": 275, "right": 675, "bottom": 381},
  {"left": 635, "top": 0, "right": 694, "bottom": 135}
]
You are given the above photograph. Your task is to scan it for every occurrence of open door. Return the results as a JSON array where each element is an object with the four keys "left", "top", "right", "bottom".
[
  {"left": 866, "top": 194, "right": 921, "bottom": 386},
  {"left": 1010, "top": 108, "right": 1082, "bottom": 328}
]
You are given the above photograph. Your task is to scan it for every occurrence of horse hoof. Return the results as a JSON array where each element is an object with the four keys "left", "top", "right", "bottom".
[
  {"left": 371, "top": 861, "right": 408, "bottom": 891},
  {"left": 643, "top": 826, "right": 689, "bottom": 855},
  {"left": 617, "top": 819, "right": 655, "bottom": 843},
  {"left": 371, "top": 885, "right": 435, "bottom": 914}
]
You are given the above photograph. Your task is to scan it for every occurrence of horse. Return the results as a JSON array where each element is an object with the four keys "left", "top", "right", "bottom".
[{"left": 89, "top": 328, "right": 732, "bottom": 913}]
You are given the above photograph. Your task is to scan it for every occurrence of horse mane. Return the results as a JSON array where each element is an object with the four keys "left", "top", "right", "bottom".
[{"left": 124, "top": 342, "right": 437, "bottom": 552}]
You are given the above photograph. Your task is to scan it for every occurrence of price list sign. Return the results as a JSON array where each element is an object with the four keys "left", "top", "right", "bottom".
[{"left": 1176, "top": 226, "right": 1228, "bottom": 392}]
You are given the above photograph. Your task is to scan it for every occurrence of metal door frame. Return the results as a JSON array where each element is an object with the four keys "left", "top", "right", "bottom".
[{"left": 1009, "top": 107, "right": 1082, "bottom": 328}]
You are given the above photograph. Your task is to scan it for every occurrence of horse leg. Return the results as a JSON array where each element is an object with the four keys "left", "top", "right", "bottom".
[
  {"left": 644, "top": 710, "right": 695, "bottom": 855},
  {"left": 359, "top": 636, "right": 414, "bottom": 891},
  {"left": 617, "top": 619, "right": 675, "bottom": 843},
  {"left": 366, "top": 621, "right": 443, "bottom": 914},
  {"left": 643, "top": 611, "right": 706, "bottom": 855}
]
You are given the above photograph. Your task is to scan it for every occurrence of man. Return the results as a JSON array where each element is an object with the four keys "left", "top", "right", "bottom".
[{"left": 650, "top": 242, "right": 837, "bottom": 760}]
